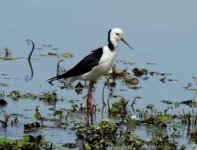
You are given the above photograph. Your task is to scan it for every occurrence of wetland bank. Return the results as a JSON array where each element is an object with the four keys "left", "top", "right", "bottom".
[{"left": 1, "top": 1, "right": 197, "bottom": 150}]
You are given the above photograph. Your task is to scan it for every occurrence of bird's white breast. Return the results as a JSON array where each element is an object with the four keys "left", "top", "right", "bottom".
[
  {"left": 98, "top": 46, "right": 118, "bottom": 71},
  {"left": 80, "top": 46, "right": 118, "bottom": 80}
]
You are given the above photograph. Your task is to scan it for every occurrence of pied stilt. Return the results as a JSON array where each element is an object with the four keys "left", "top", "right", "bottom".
[{"left": 47, "top": 28, "right": 133, "bottom": 114}]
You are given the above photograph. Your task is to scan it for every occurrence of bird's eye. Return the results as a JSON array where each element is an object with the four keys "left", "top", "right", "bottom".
[{"left": 116, "top": 33, "right": 120, "bottom": 35}]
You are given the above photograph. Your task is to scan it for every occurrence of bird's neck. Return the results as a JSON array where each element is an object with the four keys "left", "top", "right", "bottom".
[{"left": 108, "top": 38, "right": 119, "bottom": 51}]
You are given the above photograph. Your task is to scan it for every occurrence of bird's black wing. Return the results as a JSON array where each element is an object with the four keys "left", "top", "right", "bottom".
[{"left": 47, "top": 47, "right": 103, "bottom": 82}]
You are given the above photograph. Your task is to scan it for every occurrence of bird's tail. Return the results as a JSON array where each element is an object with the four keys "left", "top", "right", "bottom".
[{"left": 47, "top": 74, "right": 65, "bottom": 83}]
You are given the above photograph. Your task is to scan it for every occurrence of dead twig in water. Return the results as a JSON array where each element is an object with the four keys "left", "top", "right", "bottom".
[
  {"left": 131, "top": 96, "right": 141, "bottom": 107},
  {"left": 25, "top": 39, "right": 35, "bottom": 81},
  {"left": 56, "top": 55, "right": 65, "bottom": 76},
  {"left": 26, "top": 39, "right": 35, "bottom": 60}
]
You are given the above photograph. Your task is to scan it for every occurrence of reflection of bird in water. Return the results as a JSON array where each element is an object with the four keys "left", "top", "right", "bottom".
[{"left": 47, "top": 28, "right": 133, "bottom": 115}]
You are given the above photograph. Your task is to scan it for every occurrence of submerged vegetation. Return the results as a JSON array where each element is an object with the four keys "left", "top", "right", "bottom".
[{"left": 0, "top": 43, "right": 197, "bottom": 149}]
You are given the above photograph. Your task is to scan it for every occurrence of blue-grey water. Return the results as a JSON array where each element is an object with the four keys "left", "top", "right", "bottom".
[{"left": 0, "top": 0, "right": 197, "bottom": 148}]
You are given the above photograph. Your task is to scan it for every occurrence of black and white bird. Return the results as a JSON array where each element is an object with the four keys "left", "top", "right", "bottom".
[
  {"left": 47, "top": 28, "right": 133, "bottom": 113},
  {"left": 48, "top": 28, "right": 133, "bottom": 83}
]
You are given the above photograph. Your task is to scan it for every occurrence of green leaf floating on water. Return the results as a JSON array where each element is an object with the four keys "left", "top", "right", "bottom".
[
  {"left": 0, "top": 56, "right": 22, "bottom": 60},
  {"left": 61, "top": 51, "right": 74, "bottom": 58},
  {"left": 40, "top": 51, "right": 73, "bottom": 58},
  {"left": 67, "top": 99, "right": 75, "bottom": 103}
]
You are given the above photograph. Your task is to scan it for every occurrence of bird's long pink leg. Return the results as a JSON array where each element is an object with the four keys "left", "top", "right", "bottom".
[{"left": 87, "top": 80, "right": 94, "bottom": 118}]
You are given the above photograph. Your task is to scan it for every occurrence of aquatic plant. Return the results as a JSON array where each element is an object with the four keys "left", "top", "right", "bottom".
[
  {"left": 0, "top": 111, "right": 10, "bottom": 128},
  {"left": 111, "top": 98, "right": 128, "bottom": 118},
  {"left": 61, "top": 51, "right": 74, "bottom": 58},
  {"left": 39, "top": 91, "right": 58, "bottom": 105},
  {"left": 0, "top": 135, "right": 51, "bottom": 150},
  {"left": 7, "top": 89, "right": 38, "bottom": 100}
]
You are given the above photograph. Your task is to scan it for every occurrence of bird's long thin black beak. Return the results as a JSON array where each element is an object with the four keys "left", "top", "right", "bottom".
[{"left": 121, "top": 38, "right": 134, "bottom": 50}]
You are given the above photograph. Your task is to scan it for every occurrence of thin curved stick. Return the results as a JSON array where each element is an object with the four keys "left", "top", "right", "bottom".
[
  {"left": 26, "top": 39, "right": 35, "bottom": 60},
  {"left": 25, "top": 58, "right": 34, "bottom": 81},
  {"left": 25, "top": 39, "right": 35, "bottom": 81}
]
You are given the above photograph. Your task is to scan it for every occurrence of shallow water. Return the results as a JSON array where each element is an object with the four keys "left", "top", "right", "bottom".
[{"left": 1, "top": 0, "right": 197, "bottom": 149}]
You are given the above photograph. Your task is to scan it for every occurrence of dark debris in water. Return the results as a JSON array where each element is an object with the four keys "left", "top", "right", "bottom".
[
  {"left": 0, "top": 91, "right": 7, "bottom": 106},
  {"left": 62, "top": 143, "right": 78, "bottom": 149},
  {"left": 0, "top": 82, "right": 8, "bottom": 87},
  {"left": 24, "top": 122, "right": 41, "bottom": 133},
  {"left": 0, "top": 99, "right": 7, "bottom": 106},
  {"left": 74, "top": 82, "right": 84, "bottom": 95},
  {"left": 132, "top": 67, "right": 148, "bottom": 77},
  {"left": 161, "top": 99, "right": 197, "bottom": 108}
]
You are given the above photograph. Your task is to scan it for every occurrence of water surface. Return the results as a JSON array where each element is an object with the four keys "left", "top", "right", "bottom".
[{"left": 0, "top": 0, "right": 197, "bottom": 148}]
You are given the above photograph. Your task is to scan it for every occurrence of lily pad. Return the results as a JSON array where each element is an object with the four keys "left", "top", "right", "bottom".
[{"left": 61, "top": 51, "right": 74, "bottom": 58}]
